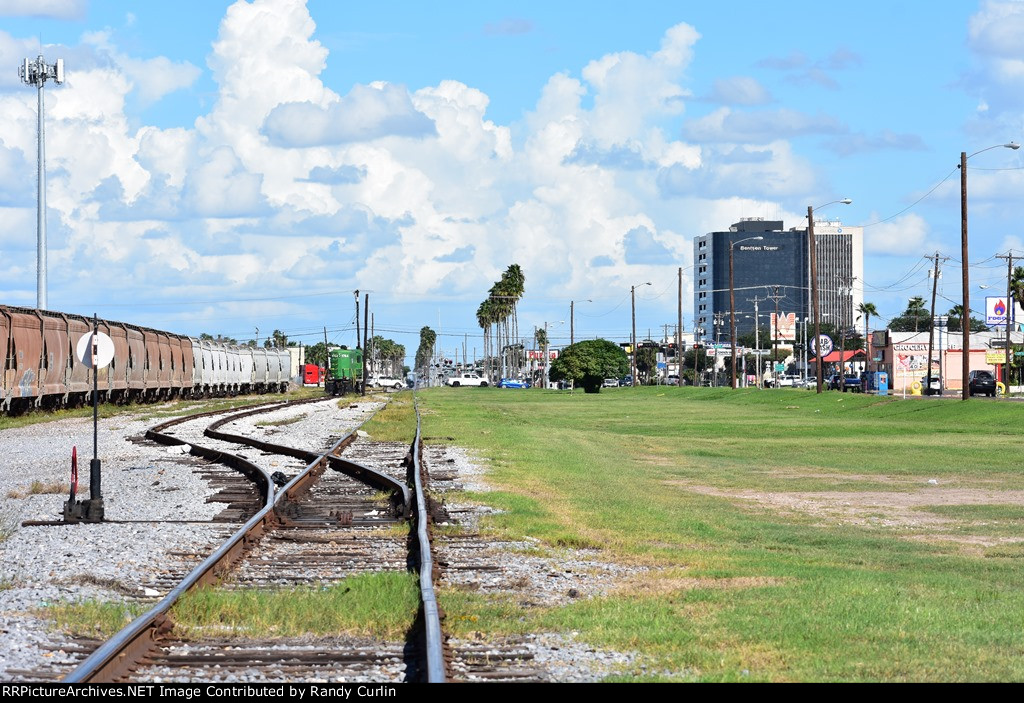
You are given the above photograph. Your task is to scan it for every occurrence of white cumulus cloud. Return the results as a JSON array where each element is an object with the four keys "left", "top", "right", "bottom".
[
  {"left": 864, "top": 214, "right": 932, "bottom": 256},
  {"left": 0, "top": 0, "right": 84, "bottom": 19}
]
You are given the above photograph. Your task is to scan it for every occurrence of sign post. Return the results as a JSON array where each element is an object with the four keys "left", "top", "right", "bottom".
[{"left": 64, "top": 314, "right": 114, "bottom": 523}]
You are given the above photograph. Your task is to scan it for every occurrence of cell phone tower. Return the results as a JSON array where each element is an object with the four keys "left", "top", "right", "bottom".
[{"left": 19, "top": 54, "right": 64, "bottom": 311}]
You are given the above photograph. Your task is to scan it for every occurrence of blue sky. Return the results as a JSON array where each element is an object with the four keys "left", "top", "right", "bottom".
[{"left": 1, "top": 0, "right": 1022, "bottom": 360}]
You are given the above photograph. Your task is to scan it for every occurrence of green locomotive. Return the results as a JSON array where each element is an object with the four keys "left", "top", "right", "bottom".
[{"left": 325, "top": 347, "right": 363, "bottom": 396}]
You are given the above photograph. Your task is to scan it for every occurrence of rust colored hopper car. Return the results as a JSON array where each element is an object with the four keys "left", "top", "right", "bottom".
[{"left": 1, "top": 305, "right": 289, "bottom": 413}]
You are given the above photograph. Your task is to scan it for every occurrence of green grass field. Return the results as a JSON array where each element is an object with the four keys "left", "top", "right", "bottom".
[{"left": 409, "top": 386, "right": 1024, "bottom": 682}]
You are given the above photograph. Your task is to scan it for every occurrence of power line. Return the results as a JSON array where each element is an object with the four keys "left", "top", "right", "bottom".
[{"left": 856, "top": 166, "right": 959, "bottom": 228}]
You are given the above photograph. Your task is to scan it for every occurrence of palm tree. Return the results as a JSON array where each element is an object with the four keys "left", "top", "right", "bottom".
[
  {"left": 476, "top": 299, "right": 494, "bottom": 381},
  {"left": 1011, "top": 266, "right": 1024, "bottom": 327},
  {"left": 857, "top": 302, "right": 878, "bottom": 369},
  {"left": 908, "top": 296, "right": 927, "bottom": 332}
]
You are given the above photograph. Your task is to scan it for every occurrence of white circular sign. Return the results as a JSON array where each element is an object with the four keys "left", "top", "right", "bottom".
[
  {"left": 811, "top": 334, "right": 834, "bottom": 358},
  {"left": 76, "top": 331, "right": 115, "bottom": 369}
]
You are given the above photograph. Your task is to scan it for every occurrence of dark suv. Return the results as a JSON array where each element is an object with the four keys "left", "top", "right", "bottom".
[
  {"left": 968, "top": 370, "right": 997, "bottom": 397},
  {"left": 828, "top": 374, "right": 863, "bottom": 392}
]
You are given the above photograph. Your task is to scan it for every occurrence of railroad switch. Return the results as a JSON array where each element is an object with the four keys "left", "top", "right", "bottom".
[{"left": 62, "top": 446, "right": 104, "bottom": 523}]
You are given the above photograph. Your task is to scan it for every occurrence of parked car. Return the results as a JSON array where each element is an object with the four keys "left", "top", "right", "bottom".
[
  {"left": 498, "top": 378, "right": 530, "bottom": 389},
  {"left": 602, "top": 378, "right": 619, "bottom": 388},
  {"left": 620, "top": 375, "right": 634, "bottom": 387},
  {"left": 776, "top": 374, "right": 801, "bottom": 388},
  {"left": 665, "top": 374, "right": 681, "bottom": 385},
  {"left": 968, "top": 370, "right": 997, "bottom": 397},
  {"left": 921, "top": 375, "right": 942, "bottom": 395},
  {"left": 828, "top": 374, "right": 862, "bottom": 392},
  {"left": 371, "top": 375, "right": 405, "bottom": 390},
  {"left": 445, "top": 373, "right": 489, "bottom": 387},
  {"left": 802, "top": 376, "right": 818, "bottom": 389}
]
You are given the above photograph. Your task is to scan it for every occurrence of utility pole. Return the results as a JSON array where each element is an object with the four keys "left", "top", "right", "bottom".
[
  {"left": 960, "top": 151, "right": 970, "bottom": 400},
  {"left": 631, "top": 283, "right": 651, "bottom": 386},
  {"left": 996, "top": 252, "right": 1016, "bottom": 388},
  {"left": 677, "top": 267, "right": 683, "bottom": 387},
  {"left": 712, "top": 311, "right": 725, "bottom": 386},
  {"left": 926, "top": 253, "right": 947, "bottom": 395},
  {"left": 766, "top": 286, "right": 785, "bottom": 387},
  {"left": 632, "top": 290, "right": 637, "bottom": 385},
  {"left": 323, "top": 327, "right": 329, "bottom": 388},
  {"left": 362, "top": 293, "right": 369, "bottom": 396},
  {"left": 694, "top": 326, "right": 703, "bottom": 387},
  {"left": 354, "top": 290, "right": 360, "bottom": 349},
  {"left": 834, "top": 278, "right": 854, "bottom": 385},
  {"left": 747, "top": 295, "right": 764, "bottom": 387}
]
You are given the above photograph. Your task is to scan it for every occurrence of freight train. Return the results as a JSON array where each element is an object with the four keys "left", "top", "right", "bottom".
[{"left": 1, "top": 305, "right": 291, "bottom": 413}]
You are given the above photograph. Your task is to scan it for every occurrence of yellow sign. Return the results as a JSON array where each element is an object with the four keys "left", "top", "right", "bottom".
[{"left": 986, "top": 350, "right": 1006, "bottom": 365}]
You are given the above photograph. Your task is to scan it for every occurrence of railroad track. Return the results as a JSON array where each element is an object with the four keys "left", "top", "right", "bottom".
[{"left": 57, "top": 394, "right": 448, "bottom": 683}]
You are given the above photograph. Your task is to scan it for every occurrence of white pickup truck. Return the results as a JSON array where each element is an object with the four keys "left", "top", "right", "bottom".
[{"left": 445, "top": 373, "right": 489, "bottom": 387}]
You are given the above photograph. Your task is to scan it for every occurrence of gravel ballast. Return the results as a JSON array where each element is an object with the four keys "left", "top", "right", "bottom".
[{"left": 0, "top": 396, "right": 382, "bottom": 681}]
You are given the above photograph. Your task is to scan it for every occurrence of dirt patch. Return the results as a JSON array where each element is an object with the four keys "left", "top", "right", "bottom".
[
  {"left": 616, "top": 574, "right": 790, "bottom": 596},
  {"left": 674, "top": 481, "right": 1024, "bottom": 544},
  {"left": 638, "top": 454, "right": 678, "bottom": 467}
]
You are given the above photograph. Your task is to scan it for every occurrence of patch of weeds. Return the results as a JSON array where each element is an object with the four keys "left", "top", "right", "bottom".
[
  {"left": 257, "top": 414, "right": 307, "bottom": 428},
  {"left": 43, "top": 600, "right": 146, "bottom": 638},
  {"left": 360, "top": 396, "right": 415, "bottom": 442},
  {"left": 435, "top": 523, "right": 467, "bottom": 537},
  {"left": 984, "top": 544, "right": 1024, "bottom": 559},
  {"left": 919, "top": 504, "right": 1024, "bottom": 537},
  {"left": 172, "top": 571, "right": 418, "bottom": 639},
  {"left": 371, "top": 489, "right": 398, "bottom": 505},
  {"left": 7, "top": 480, "right": 75, "bottom": 499}
]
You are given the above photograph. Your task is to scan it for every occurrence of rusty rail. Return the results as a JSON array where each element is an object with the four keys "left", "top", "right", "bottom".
[
  {"left": 411, "top": 394, "right": 447, "bottom": 683},
  {"left": 64, "top": 396, "right": 405, "bottom": 682}
]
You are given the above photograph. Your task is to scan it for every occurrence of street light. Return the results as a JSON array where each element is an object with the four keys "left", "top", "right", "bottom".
[
  {"left": 960, "top": 142, "right": 1020, "bottom": 400},
  {"left": 543, "top": 320, "right": 563, "bottom": 389},
  {"left": 570, "top": 299, "right": 591, "bottom": 345},
  {"left": 730, "top": 236, "right": 763, "bottom": 388},
  {"left": 808, "top": 198, "right": 852, "bottom": 393},
  {"left": 631, "top": 283, "right": 651, "bottom": 385}
]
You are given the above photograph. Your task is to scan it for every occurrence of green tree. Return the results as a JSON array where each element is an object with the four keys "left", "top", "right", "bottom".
[
  {"left": 636, "top": 344, "right": 657, "bottom": 383},
  {"left": 946, "top": 304, "right": 988, "bottom": 332},
  {"left": 737, "top": 327, "right": 771, "bottom": 350},
  {"left": 857, "top": 302, "right": 878, "bottom": 358},
  {"left": 1011, "top": 266, "right": 1024, "bottom": 313},
  {"left": 534, "top": 327, "right": 548, "bottom": 348},
  {"left": 548, "top": 339, "right": 629, "bottom": 393},
  {"left": 890, "top": 297, "right": 932, "bottom": 332},
  {"left": 415, "top": 326, "right": 437, "bottom": 372},
  {"left": 304, "top": 342, "right": 328, "bottom": 368},
  {"left": 370, "top": 336, "right": 406, "bottom": 377}
]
